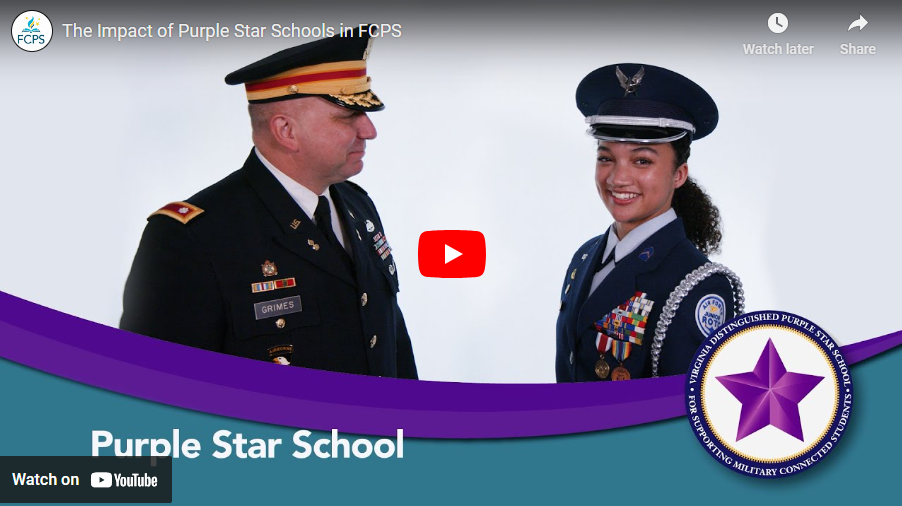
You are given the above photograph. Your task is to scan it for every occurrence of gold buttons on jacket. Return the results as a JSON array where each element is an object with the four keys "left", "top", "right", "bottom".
[
  {"left": 361, "top": 293, "right": 368, "bottom": 306},
  {"left": 276, "top": 318, "right": 286, "bottom": 329},
  {"left": 370, "top": 335, "right": 378, "bottom": 348}
]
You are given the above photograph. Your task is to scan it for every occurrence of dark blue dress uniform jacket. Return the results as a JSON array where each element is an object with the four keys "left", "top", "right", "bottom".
[
  {"left": 121, "top": 150, "right": 418, "bottom": 379},
  {"left": 556, "top": 219, "right": 733, "bottom": 381}
]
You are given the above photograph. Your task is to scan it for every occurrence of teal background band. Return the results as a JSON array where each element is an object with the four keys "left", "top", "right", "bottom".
[{"left": 2, "top": 346, "right": 899, "bottom": 503}]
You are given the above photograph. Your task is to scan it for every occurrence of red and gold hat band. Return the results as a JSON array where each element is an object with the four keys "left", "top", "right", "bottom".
[{"left": 244, "top": 60, "right": 370, "bottom": 101}]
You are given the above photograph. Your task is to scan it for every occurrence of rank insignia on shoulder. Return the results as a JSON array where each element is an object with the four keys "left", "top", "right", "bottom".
[
  {"left": 150, "top": 201, "right": 204, "bottom": 224},
  {"left": 638, "top": 247, "right": 654, "bottom": 262}
]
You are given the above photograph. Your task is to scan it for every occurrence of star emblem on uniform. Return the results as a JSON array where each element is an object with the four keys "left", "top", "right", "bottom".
[
  {"left": 716, "top": 338, "right": 824, "bottom": 442},
  {"left": 178, "top": 207, "right": 189, "bottom": 214}
]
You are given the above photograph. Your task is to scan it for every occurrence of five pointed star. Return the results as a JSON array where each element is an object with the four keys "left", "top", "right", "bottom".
[{"left": 716, "top": 338, "right": 824, "bottom": 441}]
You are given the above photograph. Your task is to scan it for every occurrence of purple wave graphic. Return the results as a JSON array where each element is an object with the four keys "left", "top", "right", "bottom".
[{"left": 0, "top": 290, "right": 899, "bottom": 439}]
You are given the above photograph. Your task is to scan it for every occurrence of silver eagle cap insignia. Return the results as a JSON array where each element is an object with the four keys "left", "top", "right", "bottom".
[{"left": 616, "top": 66, "right": 645, "bottom": 97}]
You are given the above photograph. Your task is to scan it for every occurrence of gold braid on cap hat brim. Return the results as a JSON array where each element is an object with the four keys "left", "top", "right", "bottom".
[{"left": 244, "top": 60, "right": 371, "bottom": 102}]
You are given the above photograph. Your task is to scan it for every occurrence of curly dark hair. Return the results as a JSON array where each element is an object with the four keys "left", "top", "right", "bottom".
[{"left": 670, "top": 135, "right": 723, "bottom": 255}]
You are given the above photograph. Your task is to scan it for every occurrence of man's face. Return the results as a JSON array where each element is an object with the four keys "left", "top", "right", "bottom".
[
  {"left": 290, "top": 98, "right": 377, "bottom": 187},
  {"left": 594, "top": 141, "right": 686, "bottom": 238}
]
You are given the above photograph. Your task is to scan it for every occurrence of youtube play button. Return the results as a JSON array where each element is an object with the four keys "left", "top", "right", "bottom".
[{"left": 418, "top": 231, "right": 486, "bottom": 278}]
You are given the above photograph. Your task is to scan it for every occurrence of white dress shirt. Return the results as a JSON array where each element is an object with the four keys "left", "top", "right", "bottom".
[
  {"left": 589, "top": 208, "right": 677, "bottom": 352},
  {"left": 256, "top": 147, "right": 349, "bottom": 252}
]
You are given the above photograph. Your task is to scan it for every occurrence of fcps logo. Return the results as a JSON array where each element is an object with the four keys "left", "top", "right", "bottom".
[
  {"left": 11, "top": 11, "right": 53, "bottom": 52},
  {"left": 685, "top": 311, "right": 853, "bottom": 478}
]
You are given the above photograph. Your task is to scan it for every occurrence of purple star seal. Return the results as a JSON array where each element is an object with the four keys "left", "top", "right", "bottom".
[{"left": 716, "top": 338, "right": 824, "bottom": 442}]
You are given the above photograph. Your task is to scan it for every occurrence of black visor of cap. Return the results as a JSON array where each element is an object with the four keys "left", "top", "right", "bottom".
[{"left": 589, "top": 125, "right": 688, "bottom": 142}]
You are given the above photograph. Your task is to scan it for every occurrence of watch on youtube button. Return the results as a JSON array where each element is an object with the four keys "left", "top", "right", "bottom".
[{"left": 418, "top": 231, "right": 486, "bottom": 278}]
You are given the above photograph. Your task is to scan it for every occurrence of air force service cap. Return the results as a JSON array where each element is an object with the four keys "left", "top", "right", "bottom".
[
  {"left": 225, "top": 29, "right": 384, "bottom": 111},
  {"left": 576, "top": 63, "right": 718, "bottom": 143}
]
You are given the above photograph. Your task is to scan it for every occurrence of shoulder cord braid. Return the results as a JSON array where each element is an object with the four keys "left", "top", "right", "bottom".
[{"left": 651, "top": 262, "right": 745, "bottom": 378}]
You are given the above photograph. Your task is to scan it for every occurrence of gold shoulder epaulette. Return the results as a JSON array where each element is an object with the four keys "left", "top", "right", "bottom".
[{"left": 149, "top": 201, "right": 204, "bottom": 224}]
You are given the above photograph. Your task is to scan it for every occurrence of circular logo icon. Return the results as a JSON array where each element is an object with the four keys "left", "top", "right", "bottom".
[
  {"left": 685, "top": 311, "right": 852, "bottom": 478},
  {"left": 768, "top": 13, "right": 789, "bottom": 34},
  {"left": 695, "top": 294, "right": 726, "bottom": 338},
  {"left": 11, "top": 11, "right": 53, "bottom": 52}
]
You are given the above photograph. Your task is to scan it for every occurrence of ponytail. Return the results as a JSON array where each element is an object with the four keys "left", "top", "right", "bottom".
[{"left": 670, "top": 136, "right": 722, "bottom": 255}]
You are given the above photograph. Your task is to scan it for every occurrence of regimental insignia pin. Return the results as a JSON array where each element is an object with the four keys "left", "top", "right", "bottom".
[
  {"left": 365, "top": 220, "right": 375, "bottom": 233},
  {"left": 261, "top": 260, "right": 278, "bottom": 277},
  {"left": 638, "top": 247, "right": 654, "bottom": 262},
  {"left": 290, "top": 219, "right": 301, "bottom": 230},
  {"left": 616, "top": 66, "right": 645, "bottom": 97},
  {"left": 581, "top": 253, "right": 588, "bottom": 261},
  {"left": 388, "top": 262, "right": 396, "bottom": 275},
  {"left": 307, "top": 239, "right": 320, "bottom": 251}
]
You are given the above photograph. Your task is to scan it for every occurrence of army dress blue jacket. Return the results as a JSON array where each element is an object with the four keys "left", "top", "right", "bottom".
[
  {"left": 121, "top": 150, "right": 417, "bottom": 379},
  {"left": 556, "top": 219, "right": 734, "bottom": 382}
]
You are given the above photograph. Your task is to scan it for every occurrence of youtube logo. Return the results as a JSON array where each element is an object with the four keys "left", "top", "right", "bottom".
[
  {"left": 91, "top": 472, "right": 112, "bottom": 488},
  {"left": 418, "top": 230, "right": 486, "bottom": 278}
]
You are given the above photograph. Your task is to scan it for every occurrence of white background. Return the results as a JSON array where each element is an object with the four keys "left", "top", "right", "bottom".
[{"left": 2, "top": 7, "right": 899, "bottom": 382}]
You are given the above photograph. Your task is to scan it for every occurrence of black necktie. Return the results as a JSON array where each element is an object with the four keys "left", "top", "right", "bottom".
[
  {"left": 595, "top": 246, "right": 617, "bottom": 273},
  {"left": 314, "top": 196, "right": 353, "bottom": 270}
]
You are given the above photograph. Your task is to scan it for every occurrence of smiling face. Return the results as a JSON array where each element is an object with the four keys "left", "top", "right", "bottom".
[{"left": 595, "top": 141, "right": 688, "bottom": 239}]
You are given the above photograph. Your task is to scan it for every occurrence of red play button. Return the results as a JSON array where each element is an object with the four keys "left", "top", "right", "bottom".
[{"left": 418, "top": 230, "right": 486, "bottom": 278}]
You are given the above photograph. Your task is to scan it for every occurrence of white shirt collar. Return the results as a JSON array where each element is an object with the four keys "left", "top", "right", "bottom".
[
  {"left": 603, "top": 208, "right": 677, "bottom": 263},
  {"left": 255, "top": 147, "right": 348, "bottom": 250},
  {"left": 255, "top": 147, "right": 334, "bottom": 221}
]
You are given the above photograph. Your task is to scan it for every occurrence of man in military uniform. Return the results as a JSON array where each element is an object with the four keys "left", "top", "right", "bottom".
[{"left": 121, "top": 30, "right": 417, "bottom": 379}]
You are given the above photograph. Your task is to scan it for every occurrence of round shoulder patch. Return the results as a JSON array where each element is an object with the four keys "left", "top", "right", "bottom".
[{"left": 695, "top": 294, "right": 726, "bottom": 337}]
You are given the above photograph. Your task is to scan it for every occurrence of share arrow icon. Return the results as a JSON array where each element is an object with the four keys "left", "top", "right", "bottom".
[{"left": 848, "top": 14, "right": 868, "bottom": 31}]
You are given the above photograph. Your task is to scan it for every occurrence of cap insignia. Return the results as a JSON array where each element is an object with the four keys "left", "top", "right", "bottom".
[{"left": 616, "top": 66, "right": 645, "bottom": 97}]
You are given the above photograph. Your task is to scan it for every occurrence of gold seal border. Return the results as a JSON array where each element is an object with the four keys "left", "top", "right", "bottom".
[{"left": 700, "top": 324, "right": 839, "bottom": 464}]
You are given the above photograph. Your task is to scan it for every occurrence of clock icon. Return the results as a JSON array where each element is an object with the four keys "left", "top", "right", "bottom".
[{"left": 768, "top": 13, "right": 788, "bottom": 34}]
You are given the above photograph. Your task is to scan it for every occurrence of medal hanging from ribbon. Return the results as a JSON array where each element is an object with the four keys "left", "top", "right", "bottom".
[{"left": 594, "top": 332, "right": 611, "bottom": 379}]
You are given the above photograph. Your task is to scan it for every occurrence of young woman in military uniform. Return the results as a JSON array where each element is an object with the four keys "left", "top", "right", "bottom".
[{"left": 556, "top": 64, "right": 743, "bottom": 382}]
